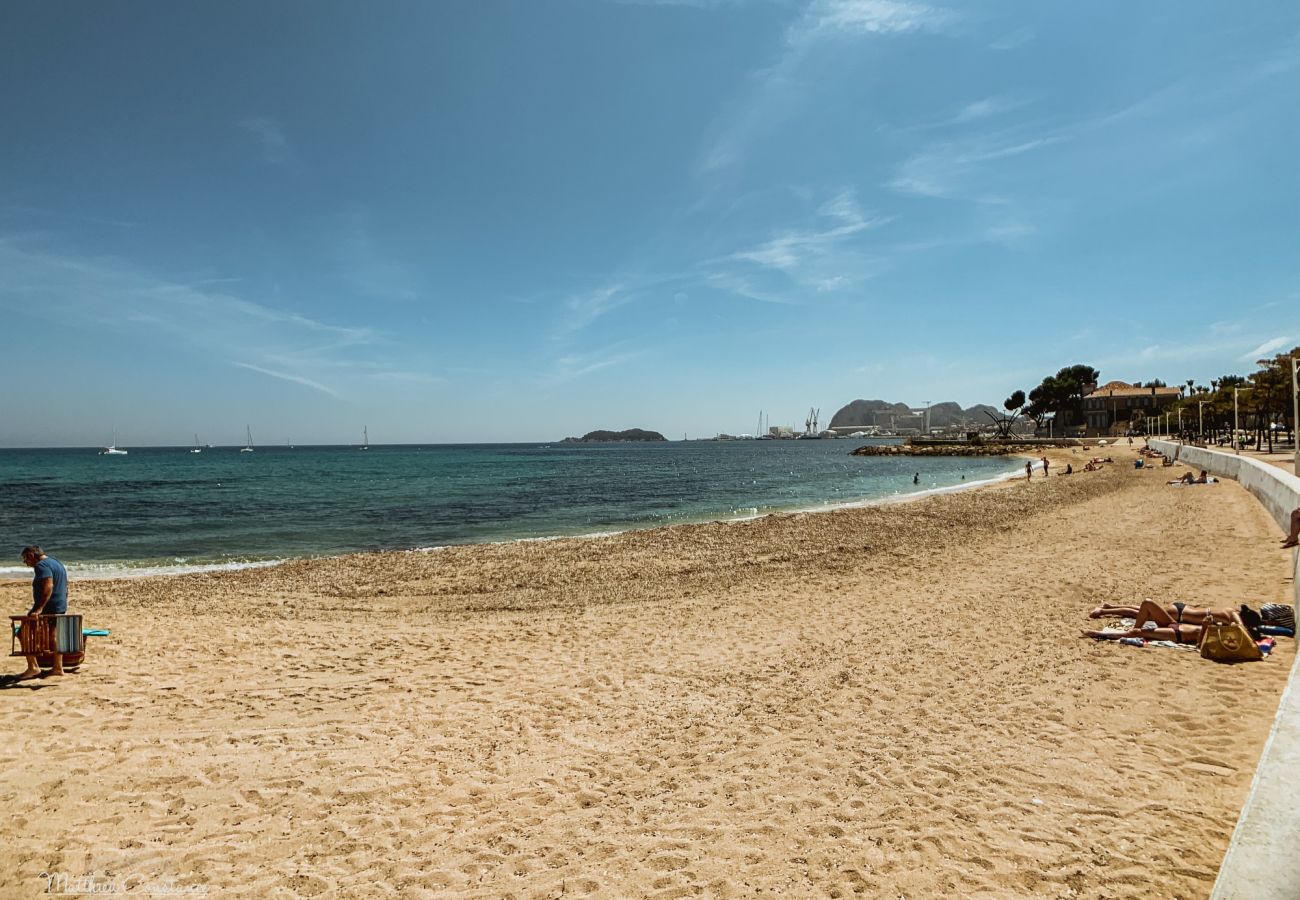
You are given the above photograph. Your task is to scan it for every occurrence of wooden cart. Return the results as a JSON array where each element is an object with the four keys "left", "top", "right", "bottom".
[{"left": 10, "top": 614, "right": 85, "bottom": 669}]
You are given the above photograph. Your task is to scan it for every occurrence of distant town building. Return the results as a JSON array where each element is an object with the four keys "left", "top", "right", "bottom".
[{"left": 1082, "top": 381, "right": 1182, "bottom": 435}]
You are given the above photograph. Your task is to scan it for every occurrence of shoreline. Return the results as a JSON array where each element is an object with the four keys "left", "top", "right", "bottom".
[
  {"left": 4, "top": 443, "right": 1288, "bottom": 896},
  {"left": 0, "top": 455, "right": 1030, "bottom": 582}
]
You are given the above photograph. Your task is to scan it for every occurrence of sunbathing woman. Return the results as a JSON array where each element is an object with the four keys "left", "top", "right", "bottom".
[
  {"left": 1082, "top": 604, "right": 1263, "bottom": 644},
  {"left": 1089, "top": 599, "right": 1236, "bottom": 626}
]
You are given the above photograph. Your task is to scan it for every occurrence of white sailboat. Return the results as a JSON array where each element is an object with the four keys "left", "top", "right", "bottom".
[
  {"left": 241, "top": 425, "right": 255, "bottom": 453},
  {"left": 100, "top": 429, "right": 128, "bottom": 456},
  {"left": 360, "top": 426, "right": 369, "bottom": 450},
  {"left": 190, "top": 433, "right": 202, "bottom": 454}
]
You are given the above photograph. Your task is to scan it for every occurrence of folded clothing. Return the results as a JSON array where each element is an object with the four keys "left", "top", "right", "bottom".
[{"left": 1258, "top": 625, "right": 1294, "bottom": 638}]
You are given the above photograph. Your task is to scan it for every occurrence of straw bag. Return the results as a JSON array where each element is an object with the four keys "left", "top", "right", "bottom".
[{"left": 1198, "top": 622, "right": 1263, "bottom": 662}]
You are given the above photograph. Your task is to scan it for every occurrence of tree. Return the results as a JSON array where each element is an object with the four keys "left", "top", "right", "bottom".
[
  {"left": 1027, "top": 365, "right": 1100, "bottom": 431},
  {"left": 1248, "top": 347, "right": 1300, "bottom": 451}
]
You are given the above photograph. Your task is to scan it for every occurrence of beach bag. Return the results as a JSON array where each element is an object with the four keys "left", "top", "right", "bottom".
[{"left": 1198, "top": 622, "right": 1263, "bottom": 662}]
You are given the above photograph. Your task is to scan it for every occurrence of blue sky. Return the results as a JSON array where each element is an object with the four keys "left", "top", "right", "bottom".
[{"left": 2, "top": 0, "right": 1297, "bottom": 445}]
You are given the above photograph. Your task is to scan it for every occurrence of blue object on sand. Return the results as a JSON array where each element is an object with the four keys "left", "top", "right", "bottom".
[
  {"left": 82, "top": 628, "right": 110, "bottom": 637},
  {"left": 1258, "top": 625, "right": 1294, "bottom": 638}
]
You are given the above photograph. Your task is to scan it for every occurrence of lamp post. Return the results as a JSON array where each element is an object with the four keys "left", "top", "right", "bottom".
[
  {"left": 1197, "top": 400, "right": 1208, "bottom": 441},
  {"left": 1234, "top": 386, "right": 1251, "bottom": 455},
  {"left": 1177, "top": 407, "right": 1183, "bottom": 437},
  {"left": 1293, "top": 356, "right": 1299, "bottom": 476}
]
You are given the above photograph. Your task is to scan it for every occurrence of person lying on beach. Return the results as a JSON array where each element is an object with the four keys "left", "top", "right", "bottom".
[
  {"left": 1169, "top": 470, "right": 1211, "bottom": 485},
  {"left": 1282, "top": 506, "right": 1300, "bottom": 549},
  {"left": 1081, "top": 604, "right": 1265, "bottom": 645},
  {"left": 1089, "top": 600, "right": 1236, "bottom": 627},
  {"left": 1083, "top": 461, "right": 1101, "bottom": 472}
]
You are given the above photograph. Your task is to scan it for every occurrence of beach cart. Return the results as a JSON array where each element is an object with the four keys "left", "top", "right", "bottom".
[{"left": 9, "top": 614, "right": 85, "bottom": 669}]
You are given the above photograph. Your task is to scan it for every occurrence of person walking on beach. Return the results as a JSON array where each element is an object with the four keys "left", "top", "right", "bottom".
[
  {"left": 1025, "top": 460, "right": 1033, "bottom": 481},
  {"left": 1283, "top": 507, "right": 1300, "bottom": 549},
  {"left": 15, "top": 545, "right": 69, "bottom": 679},
  {"left": 1041, "top": 456, "right": 1050, "bottom": 477}
]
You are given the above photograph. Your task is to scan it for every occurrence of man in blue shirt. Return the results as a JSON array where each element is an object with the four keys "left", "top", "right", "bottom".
[{"left": 17, "top": 545, "right": 69, "bottom": 679}]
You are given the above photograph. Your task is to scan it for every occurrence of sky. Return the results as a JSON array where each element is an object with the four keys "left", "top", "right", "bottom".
[{"left": 1, "top": 0, "right": 1298, "bottom": 446}]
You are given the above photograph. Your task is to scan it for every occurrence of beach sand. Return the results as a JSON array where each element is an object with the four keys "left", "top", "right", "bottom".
[{"left": 1, "top": 446, "right": 1294, "bottom": 898}]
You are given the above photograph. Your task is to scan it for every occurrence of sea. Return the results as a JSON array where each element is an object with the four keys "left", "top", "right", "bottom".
[{"left": 0, "top": 441, "right": 1024, "bottom": 579}]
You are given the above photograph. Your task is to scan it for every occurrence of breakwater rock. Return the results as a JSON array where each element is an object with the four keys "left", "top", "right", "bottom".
[{"left": 850, "top": 442, "right": 1070, "bottom": 457}]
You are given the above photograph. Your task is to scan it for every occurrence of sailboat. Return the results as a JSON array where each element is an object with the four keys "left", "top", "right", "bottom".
[
  {"left": 241, "top": 425, "right": 255, "bottom": 453},
  {"left": 190, "top": 434, "right": 202, "bottom": 454},
  {"left": 359, "top": 426, "right": 369, "bottom": 450},
  {"left": 100, "top": 429, "right": 128, "bottom": 456}
]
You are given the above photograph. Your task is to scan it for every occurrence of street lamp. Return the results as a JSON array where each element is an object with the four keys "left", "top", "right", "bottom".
[
  {"left": 1234, "top": 386, "right": 1252, "bottom": 455},
  {"left": 1197, "top": 400, "right": 1208, "bottom": 440},
  {"left": 1292, "top": 356, "right": 1299, "bottom": 476}
]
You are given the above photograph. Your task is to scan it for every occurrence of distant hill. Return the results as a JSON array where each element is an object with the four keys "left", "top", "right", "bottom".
[
  {"left": 560, "top": 429, "right": 667, "bottom": 443},
  {"left": 829, "top": 399, "right": 999, "bottom": 429}
]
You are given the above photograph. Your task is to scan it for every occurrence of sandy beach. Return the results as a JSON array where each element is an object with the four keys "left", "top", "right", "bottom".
[{"left": 1, "top": 445, "right": 1294, "bottom": 898}]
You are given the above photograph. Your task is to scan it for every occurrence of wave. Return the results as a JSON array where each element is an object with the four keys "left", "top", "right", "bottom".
[{"left": 0, "top": 558, "right": 287, "bottom": 581}]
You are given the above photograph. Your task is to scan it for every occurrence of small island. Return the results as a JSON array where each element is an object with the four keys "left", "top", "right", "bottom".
[{"left": 559, "top": 428, "right": 667, "bottom": 443}]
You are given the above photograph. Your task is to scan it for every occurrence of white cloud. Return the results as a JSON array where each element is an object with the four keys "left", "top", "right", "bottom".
[
  {"left": 952, "top": 96, "right": 1024, "bottom": 124},
  {"left": 554, "top": 283, "right": 634, "bottom": 338},
  {"left": 1242, "top": 336, "right": 1292, "bottom": 361},
  {"left": 238, "top": 117, "right": 291, "bottom": 164},
  {"left": 0, "top": 236, "right": 382, "bottom": 400},
  {"left": 233, "top": 362, "right": 342, "bottom": 399},
  {"left": 799, "top": 0, "right": 954, "bottom": 41},
  {"left": 727, "top": 190, "right": 890, "bottom": 274},
  {"left": 548, "top": 343, "right": 645, "bottom": 384},
  {"left": 697, "top": 0, "right": 953, "bottom": 175},
  {"left": 888, "top": 135, "right": 1062, "bottom": 198},
  {"left": 988, "top": 26, "right": 1034, "bottom": 51}
]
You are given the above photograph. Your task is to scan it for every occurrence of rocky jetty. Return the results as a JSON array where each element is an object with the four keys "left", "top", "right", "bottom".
[{"left": 851, "top": 442, "right": 1075, "bottom": 457}]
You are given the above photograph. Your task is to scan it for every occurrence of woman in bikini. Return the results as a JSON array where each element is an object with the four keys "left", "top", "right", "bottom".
[
  {"left": 1081, "top": 603, "right": 1263, "bottom": 644},
  {"left": 1088, "top": 599, "right": 1235, "bottom": 627}
]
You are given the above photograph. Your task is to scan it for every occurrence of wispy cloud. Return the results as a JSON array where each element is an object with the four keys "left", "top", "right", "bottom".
[
  {"left": 239, "top": 117, "right": 292, "bottom": 164},
  {"left": 0, "top": 236, "right": 382, "bottom": 400},
  {"left": 988, "top": 26, "right": 1034, "bottom": 51},
  {"left": 722, "top": 189, "right": 891, "bottom": 289},
  {"left": 0, "top": 204, "right": 137, "bottom": 229},
  {"left": 338, "top": 218, "right": 421, "bottom": 302},
  {"left": 1243, "top": 336, "right": 1292, "bottom": 361},
  {"left": 888, "top": 135, "right": 1061, "bottom": 198},
  {"left": 704, "top": 271, "right": 802, "bottom": 305},
  {"left": 233, "top": 362, "right": 343, "bottom": 398},
  {"left": 697, "top": 0, "right": 953, "bottom": 176},
  {"left": 547, "top": 342, "right": 645, "bottom": 384},
  {"left": 797, "top": 0, "right": 954, "bottom": 42},
  {"left": 553, "top": 282, "right": 635, "bottom": 338},
  {"left": 951, "top": 95, "right": 1025, "bottom": 124}
]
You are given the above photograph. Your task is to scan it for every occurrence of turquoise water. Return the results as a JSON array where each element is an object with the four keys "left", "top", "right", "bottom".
[{"left": 0, "top": 441, "right": 1022, "bottom": 577}]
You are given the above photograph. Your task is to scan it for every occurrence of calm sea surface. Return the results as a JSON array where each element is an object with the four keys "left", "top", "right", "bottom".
[{"left": 0, "top": 441, "right": 1022, "bottom": 578}]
